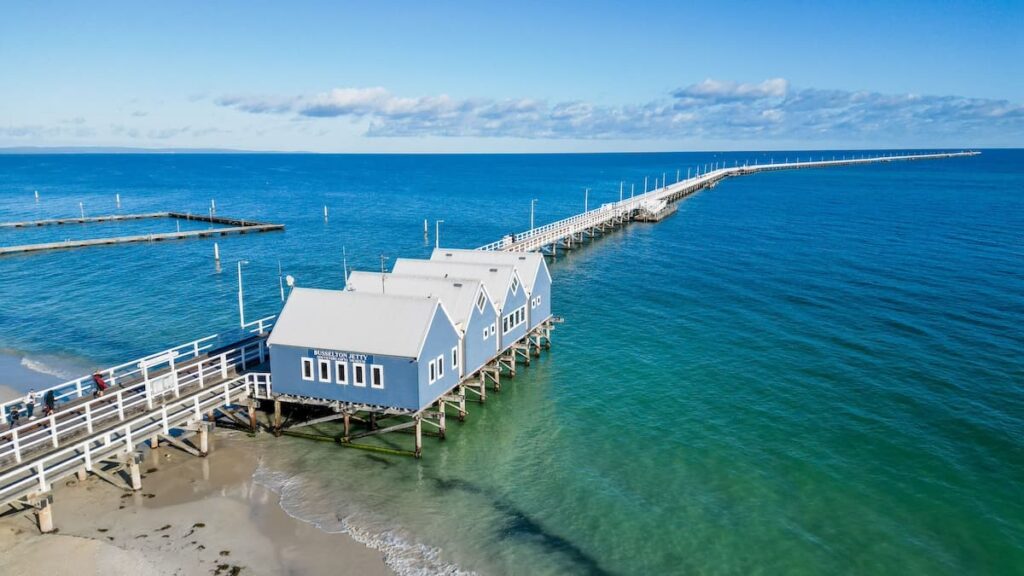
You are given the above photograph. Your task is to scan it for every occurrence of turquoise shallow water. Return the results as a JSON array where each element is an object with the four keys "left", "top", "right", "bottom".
[{"left": 1, "top": 151, "right": 1022, "bottom": 574}]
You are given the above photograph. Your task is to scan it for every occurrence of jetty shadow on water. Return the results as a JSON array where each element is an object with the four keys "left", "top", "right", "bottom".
[{"left": 432, "top": 477, "right": 616, "bottom": 576}]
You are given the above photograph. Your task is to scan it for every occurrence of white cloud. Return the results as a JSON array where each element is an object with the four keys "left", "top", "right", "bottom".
[{"left": 209, "top": 79, "right": 1023, "bottom": 143}]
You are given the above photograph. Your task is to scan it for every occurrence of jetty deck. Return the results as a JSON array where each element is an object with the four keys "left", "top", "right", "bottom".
[
  {"left": 479, "top": 151, "right": 979, "bottom": 254},
  {"left": 0, "top": 211, "right": 284, "bottom": 256}
]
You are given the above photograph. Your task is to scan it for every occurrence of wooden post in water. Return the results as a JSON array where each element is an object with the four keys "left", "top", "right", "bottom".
[
  {"left": 414, "top": 416, "right": 422, "bottom": 459},
  {"left": 273, "top": 400, "right": 282, "bottom": 436},
  {"left": 343, "top": 412, "right": 350, "bottom": 443},
  {"left": 248, "top": 400, "right": 257, "bottom": 433}
]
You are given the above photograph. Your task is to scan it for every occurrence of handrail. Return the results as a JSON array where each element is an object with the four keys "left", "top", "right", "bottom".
[
  {"left": 1, "top": 334, "right": 220, "bottom": 422},
  {"left": 0, "top": 337, "right": 267, "bottom": 468},
  {"left": 0, "top": 372, "right": 253, "bottom": 504}
]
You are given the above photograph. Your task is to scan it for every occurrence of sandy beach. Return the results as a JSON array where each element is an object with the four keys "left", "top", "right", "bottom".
[{"left": 0, "top": 430, "right": 392, "bottom": 576}]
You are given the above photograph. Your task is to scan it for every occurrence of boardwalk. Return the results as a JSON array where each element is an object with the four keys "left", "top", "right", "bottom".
[
  {"left": 0, "top": 211, "right": 284, "bottom": 256},
  {"left": 479, "top": 151, "right": 979, "bottom": 254}
]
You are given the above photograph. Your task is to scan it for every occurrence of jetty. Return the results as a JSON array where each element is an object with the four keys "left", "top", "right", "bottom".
[
  {"left": 0, "top": 212, "right": 284, "bottom": 256},
  {"left": 0, "top": 150, "right": 978, "bottom": 533}
]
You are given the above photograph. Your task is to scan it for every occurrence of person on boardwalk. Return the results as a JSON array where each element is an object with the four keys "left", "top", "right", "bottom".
[
  {"left": 25, "top": 390, "right": 37, "bottom": 420},
  {"left": 8, "top": 406, "right": 21, "bottom": 429},
  {"left": 92, "top": 370, "right": 109, "bottom": 398},
  {"left": 43, "top": 389, "right": 56, "bottom": 417}
]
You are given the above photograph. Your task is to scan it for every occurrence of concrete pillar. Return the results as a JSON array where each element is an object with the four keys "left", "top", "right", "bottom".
[
  {"left": 437, "top": 401, "right": 446, "bottom": 440},
  {"left": 248, "top": 401, "right": 257, "bottom": 433},
  {"left": 273, "top": 400, "right": 282, "bottom": 436},
  {"left": 76, "top": 469, "right": 88, "bottom": 482},
  {"left": 35, "top": 495, "right": 55, "bottom": 534},
  {"left": 127, "top": 456, "right": 142, "bottom": 491},
  {"left": 150, "top": 434, "right": 159, "bottom": 449},
  {"left": 368, "top": 412, "right": 377, "bottom": 431},
  {"left": 479, "top": 372, "right": 487, "bottom": 403},
  {"left": 199, "top": 423, "right": 210, "bottom": 456},
  {"left": 342, "top": 412, "right": 350, "bottom": 443}
]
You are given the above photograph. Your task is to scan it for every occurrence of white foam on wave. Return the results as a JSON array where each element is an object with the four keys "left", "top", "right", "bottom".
[
  {"left": 252, "top": 462, "right": 476, "bottom": 576},
  {"left": 20, "top": 356, "right": 79, "bottom": 380}
]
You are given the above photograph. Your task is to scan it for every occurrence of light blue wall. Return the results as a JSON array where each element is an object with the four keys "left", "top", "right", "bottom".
[
  {"left": 269, "top": 344, "right": 420, "bottom": 410},
  {"left": 416, "top": 304, "right": 462, "bottom": 407},
  {"left": 464, "top": 285, "right": 499, "bottom": 374},
  {"left": 498, "top": 273, "right": 530, "bottom": 350},
  {"left": 528, "top": 260, "right": 553, "bottom": 330}
]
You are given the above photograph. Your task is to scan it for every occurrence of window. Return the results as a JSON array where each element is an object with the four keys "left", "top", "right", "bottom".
[
  {"left": 318, "top": 358, "right": 331, "bottom": 382},
  {"left": 335, "top": 361, "right": 348, "bottom": 385},
  {"left": 536, "top": 295, "right": 542, "bottom": 308},
  {"left": 437, "top": 355, "right": 445, "bottom": 379},
  {"left": 476, "top": 292, "right": 487, "bottom": 313},
  {"left": 511, "top": 275, "right": 520, "bottom": 294},
  {"left": 353, "top": 363, "right": 366, "bottom": 387},
  {"left": 483, "top": 326, "right": 489, "bottom": 339},
  {"left": 502, "top": 316, "right": 509, "bottom": 334},
  {"left": 451, "top": 346, "right": 459, "bottom": 370},
  {"left": 429, "top": 359, "right": 437, "bottom": 383},
  {"left": 371, "top": 365, "right": 384, "bottom": 389},
  {"left": 301, "top": 358, "right": 314, "bottom": 381}
]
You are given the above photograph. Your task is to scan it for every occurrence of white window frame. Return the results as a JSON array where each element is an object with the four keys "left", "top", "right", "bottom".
[
  {"left": 429, "top": 359, "right": 437, "bottom": 384},
  {"left": 317, "top": 358, "right": 331, "bottom": 382},
  {"left": 483, "top": 326, "right": 489, "bottom": 339},
  {"left": 451, "top": 346, "right": 459, "bottom": 370},
  {"left": 301, "top": 358, "right": 314, "bottom": 381},
  {"left": 511, "top": 275, "right": 520, "bottom": 294},
  {"left": 353, "top": 363, "right": 366, "bottom": 387},
  {"left": 436, "top": 354, "right": 444, "bottom": 379},
  {"left": 335, "top": 360, "right": 348, "bottom": 385},
  {"left": 536, "top": 294, "right": 542, "bottom": 308},
  {"left": 476, "top": 292, "right": 486, "bottom": 313},
  {"left": 370, "top": 365, "right": 384, "bottom": 389}
]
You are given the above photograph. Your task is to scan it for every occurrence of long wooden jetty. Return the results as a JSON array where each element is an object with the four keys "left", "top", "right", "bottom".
[
  {"left": 0, "top": 211, "right": 283, "bottom": 256},
  {"left": 479, "top": 151, "right": 979, "bottom": 254},
  {"left": 0, "top": 150, "right": 978, "bottom": 533}
]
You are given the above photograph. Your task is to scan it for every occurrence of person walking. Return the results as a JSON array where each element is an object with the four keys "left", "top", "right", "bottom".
[
  {"left": 25, "top": 390, "right": 37, "bottom": 420},
  {"left": 92, "top": 370, "right": 109, "bottom": 398},
  {"left": 43, "top": 389, "right": 56, "bottom": 417}
]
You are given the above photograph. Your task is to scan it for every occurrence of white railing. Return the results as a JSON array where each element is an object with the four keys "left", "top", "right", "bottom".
[
  {"left": 243, "top": 315, "right": 276, "bottom": 336},
  {"left": 479, "top": 152, "right": 978, "bottom": 252},
  {"left": 0, "top": 337, "right": 267, "bottom": 468},
  {"left": 0, "top": 372, "right": 254, "bottom": 505},
  {"left": 1, "top": 335, "right": 220, "bottom": 422},
  {"left": 247, "top": 372, "right": 272, "bottom": 398}
]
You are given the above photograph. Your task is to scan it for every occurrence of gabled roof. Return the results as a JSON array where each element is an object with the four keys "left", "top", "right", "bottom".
[
  {"left": 430, "top": 248, "right": 549, "bottom": 295},
  {"left": 267, "top": 287, "right": 447, "bottom": 359},
  {"left": 345, "top": 272, "right": 493, "bottom": 331},
  {"left": 391, "top": 258, "right": 518, "bottom": 310}
]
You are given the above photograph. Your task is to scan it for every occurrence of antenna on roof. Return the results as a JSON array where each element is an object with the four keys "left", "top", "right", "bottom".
[
  {"left": 342, "top": 246, "right": 350, "bottom": 288},
  {"left": 380, "top": 254, "right": 390, "bottom": 294},
  {"left": 278, "top": 260, "right": 285, "bottom": 302}
]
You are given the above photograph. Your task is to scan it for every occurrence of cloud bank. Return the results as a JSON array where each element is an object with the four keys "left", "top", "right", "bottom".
[{"left": 215, "top": 79, "right": 1023, "bottom": 142}]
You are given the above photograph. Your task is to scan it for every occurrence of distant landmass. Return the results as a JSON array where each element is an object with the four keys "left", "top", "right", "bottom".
[{"left": 0, "top": 146, "right": 287, "bottom": 154}]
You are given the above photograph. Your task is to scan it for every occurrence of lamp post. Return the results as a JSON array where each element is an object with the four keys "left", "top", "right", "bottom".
[
  {"left": 435, "top": 219, "right": 444, "bottom": 249},
  {"left": 584, "top": 188, "right": 589, "bottom": 212},
  {"left": 237, "top": 260, "right": 249, "bottom": 328},
  {"left": 530, "top": 199, "right": 538, "bottom": 231}
]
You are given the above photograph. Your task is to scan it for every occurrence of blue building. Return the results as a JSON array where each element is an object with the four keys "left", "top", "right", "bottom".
[
  {"left": 430, "top": 248, "right": 553, "bottom": 333},
  {"left": 391, "top": 258, "right": 530, "bottom": 352},
  {"left": 266, "top": 288, "right": 461, "bottom": 411},
  {"left": 344, "top": 272, "right": 501, "bottom": 378}
]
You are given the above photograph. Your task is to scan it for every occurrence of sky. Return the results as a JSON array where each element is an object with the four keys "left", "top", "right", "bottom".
[{"left": 1, "top": 0, "right": 1022, "bottom": 152}]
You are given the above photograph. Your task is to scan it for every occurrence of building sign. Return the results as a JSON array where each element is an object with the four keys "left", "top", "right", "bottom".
[{"left": 313, "top": 349, "right": 368, "bottom": 363}]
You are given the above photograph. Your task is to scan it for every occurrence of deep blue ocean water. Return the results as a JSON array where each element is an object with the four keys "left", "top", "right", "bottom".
[{"left": 1, "top": 151, "right": 1021, "bottom": 574}]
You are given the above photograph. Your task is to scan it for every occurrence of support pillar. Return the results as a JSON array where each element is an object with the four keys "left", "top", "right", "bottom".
[
  {"left": 414, "top": 417, "right": 422, "bottom": 459},
  {"left": 248, "top": 400, "right": 258, "bottom": 433},
  {"left": 437, "top": 401, "right": 446, "bottom": 440},
  {"left": 342, "top": 412, "right": 350, "bottom": 443},
  {"left": 273, "top": 400, "right": 282, "bottom": 436},
  {"left": 76, "top": 469, "right": 88, "bottom": 482},
  {"left": 458, "top": 385, "right": 466, "bottom": 422},
  {"left": 150, "top": 434, "right": 159, "bottom": 449},
  {"left": 33, "top": 494, "right": 55, "bottom": 534},
  {"left": 198, "top": 422, "right": 211, "bottom": 456},
  {"left": 127, "top": 454, "right": 142, "bottom": 491}
]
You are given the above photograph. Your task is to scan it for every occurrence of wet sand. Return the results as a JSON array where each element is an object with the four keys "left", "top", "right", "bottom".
[{"left": 0, "top": 430, "right": 391, "bottom": 576}]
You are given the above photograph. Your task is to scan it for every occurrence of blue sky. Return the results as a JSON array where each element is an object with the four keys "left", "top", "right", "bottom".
[{"left": 2, "top": 0, "right": 1021, "bottom": 152}]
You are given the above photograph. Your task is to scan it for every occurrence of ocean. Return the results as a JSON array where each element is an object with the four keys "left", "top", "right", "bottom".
[{"left": 1, "top": 151, "right": 1021, "bottom": 575}]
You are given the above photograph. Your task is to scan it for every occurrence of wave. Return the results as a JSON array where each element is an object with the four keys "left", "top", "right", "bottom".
[
  {"left": 20, "top": 356, "right": 80, "bottom": 380},
  {"left": 252, "top": 463, "right": 475, "bottom": 576}
]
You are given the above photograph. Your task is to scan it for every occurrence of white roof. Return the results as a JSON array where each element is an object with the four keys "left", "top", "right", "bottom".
[
  {"left": 430, "top": 248, "right": 548, "bottom": 295},
  {"left": 391, "top": 259, "right": 517, "bottom": 310},
  {"left": 345, "top": 272, "right": 489, "bottom": 330},
  {"left": 267, "top": 287, "right": 445, "bottom": 358}
]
